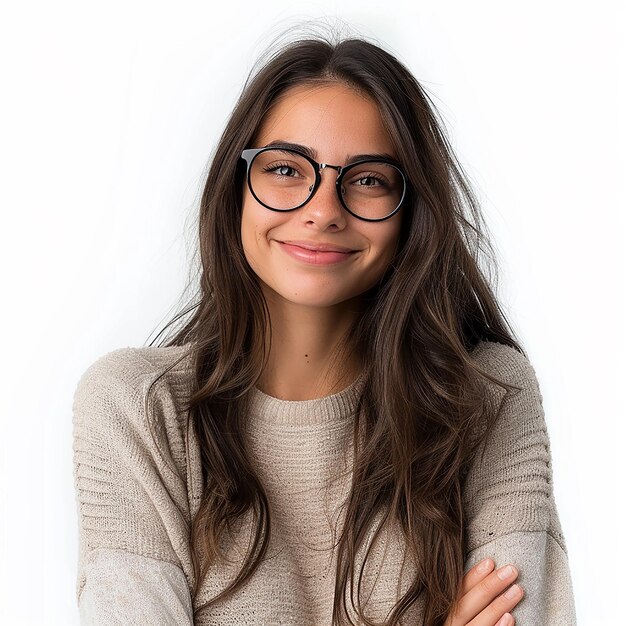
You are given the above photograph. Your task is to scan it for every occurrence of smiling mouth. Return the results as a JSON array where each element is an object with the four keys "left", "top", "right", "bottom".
[
  {"left": 277, "top": 241, "right": 357, "bottom": 253},
  {"left": 276, "top": 241, "right": 359, "bottom": 265}
]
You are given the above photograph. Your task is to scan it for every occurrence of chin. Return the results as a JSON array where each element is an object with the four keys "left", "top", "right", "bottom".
[{"left": 280, "top": 288, "right": 361, "bottom": 308}]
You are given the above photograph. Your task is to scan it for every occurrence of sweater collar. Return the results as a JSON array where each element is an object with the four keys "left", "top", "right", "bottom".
[{"left": 248, "top": 370, "right": 366, "bottom": 426}]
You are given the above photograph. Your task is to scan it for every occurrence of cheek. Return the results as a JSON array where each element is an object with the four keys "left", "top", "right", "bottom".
[
  {"left": 240, "top": 198, "right": 278, "bottom": 265},
  {"left": 368, "top": 219, "right": 402, "bottom": 262}
]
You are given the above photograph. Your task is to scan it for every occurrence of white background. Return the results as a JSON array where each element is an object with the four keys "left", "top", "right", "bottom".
[{"left": 1, "top": 1, "right": 623, "bottom": 624}]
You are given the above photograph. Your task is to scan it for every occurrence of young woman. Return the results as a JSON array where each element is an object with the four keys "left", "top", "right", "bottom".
[{"left": 72, "top": 31, "right": 577, "bottom": 626}]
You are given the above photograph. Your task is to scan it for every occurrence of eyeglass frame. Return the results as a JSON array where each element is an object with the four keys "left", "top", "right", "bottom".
[{"left": 239, "top": 145, "right": 409, "bottom": 222}]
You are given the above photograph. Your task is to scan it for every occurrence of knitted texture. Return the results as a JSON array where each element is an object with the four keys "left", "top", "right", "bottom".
[{"left": 72, "top": 340, "right": 577, "bottom": 625}]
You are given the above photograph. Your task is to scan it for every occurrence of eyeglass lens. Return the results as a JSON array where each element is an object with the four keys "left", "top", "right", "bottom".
[{"left": 249, "top": 149, "right": 404, "bottom": 220}]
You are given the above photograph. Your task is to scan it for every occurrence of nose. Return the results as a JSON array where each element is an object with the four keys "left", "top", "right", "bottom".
[{"left": 302, "top": 165, "right": 346, "bottom": 224}]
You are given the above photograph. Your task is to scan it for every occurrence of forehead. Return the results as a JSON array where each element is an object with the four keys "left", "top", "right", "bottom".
[{"left": 254, "top": 83, "right": 398, "bottom": 160}]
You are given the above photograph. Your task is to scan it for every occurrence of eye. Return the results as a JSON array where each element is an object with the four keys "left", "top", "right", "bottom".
[
  {"left": 354, "top": 174, "right": 387, "bottom": 187},
  {"left": 261, "top": 162, "right": 302, "bottom": 178},
  {"left": 346, "top": 172, "right": 389, "bottom": 189},
  {"left": 343, "top": 161, "right": 399, "bottom": 192}
]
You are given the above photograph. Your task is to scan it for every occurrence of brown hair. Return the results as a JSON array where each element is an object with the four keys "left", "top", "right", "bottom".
[{"left": 145, "top": 22, "right": 525, "bottom": 626}]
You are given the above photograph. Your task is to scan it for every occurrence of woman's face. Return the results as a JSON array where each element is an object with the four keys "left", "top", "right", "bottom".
[{"left": 241, "top": 82, "right": 403, "bottom": 309}]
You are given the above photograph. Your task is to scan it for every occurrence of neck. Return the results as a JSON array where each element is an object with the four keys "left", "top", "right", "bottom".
[{"left": 255, "top": 288, "right": 364, "bottom": 401}]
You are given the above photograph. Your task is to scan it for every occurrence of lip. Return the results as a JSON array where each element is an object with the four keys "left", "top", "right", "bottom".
[
  {"left": 277, "top": 241, "right": 358, "bottom": 265},
  {"left": 279, "top": 240, "right": 357, "bottom": 253}
]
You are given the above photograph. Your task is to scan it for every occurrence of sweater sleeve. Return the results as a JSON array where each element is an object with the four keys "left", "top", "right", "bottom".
[
  {"left": 78, "top": 549, "right": 194, "bottom": 625},
  {"left": 462, "top": 342, "right": 577, "bottom": 625},
  {"left": 71, "top": 347, "right": 195, "bottom": 625}
]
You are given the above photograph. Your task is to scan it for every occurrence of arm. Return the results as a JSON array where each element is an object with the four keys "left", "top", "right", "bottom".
[
  {"left": 462, "top": 342, "right": 577, "bottom": 625},
  {"left": 78, "top": 549, "right": 193, "bottom": 625},
  {"left": 72, "top": 348, "right": 195, "bottom": 625}
]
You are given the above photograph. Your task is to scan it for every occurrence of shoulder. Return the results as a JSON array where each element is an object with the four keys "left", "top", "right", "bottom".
[
  {"left": 73, "top": 343, "right": 193, "bottom": 409},
  {"left": 469, "top": 339, "right": 542, "bottom": 404},
  {"left": 72, "top": 344, "right": 195, "bottom": 477},
  {"left": 466, "top": 339, "right": 546, "bottom": 443},
  {"left": 470, "top": 339, "right": 536, "bottom": 380},
  {"left": 74, "top": 343, "right": 193, "bottom": 389}
]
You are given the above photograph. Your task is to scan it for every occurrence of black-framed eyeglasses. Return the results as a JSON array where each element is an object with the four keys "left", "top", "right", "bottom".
[{"left": 239, "top": 145, "right": 408, "bottom": 222}]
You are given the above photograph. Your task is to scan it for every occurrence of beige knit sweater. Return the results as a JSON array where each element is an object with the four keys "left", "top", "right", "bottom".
[{"left": 72, "top": 340, "right": 577, "bottom": 625}]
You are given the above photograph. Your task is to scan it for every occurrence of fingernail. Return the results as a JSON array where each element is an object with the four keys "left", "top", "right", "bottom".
[
  {"left": 504, "top": 584, "right": 521, "bottom": 599},
  {"left": 496, "top": 613, "right": 512, "bottom": 626},
  {"left": 497, "top": 565, "right": 515, "bottom": 580},
  {"left": 477, "top": 558, "right": 492, "bottom": 573}
]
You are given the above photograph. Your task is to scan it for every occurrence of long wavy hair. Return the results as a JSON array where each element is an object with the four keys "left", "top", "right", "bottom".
[{"left": 144, "top": 24, "right": 525, "bottom": 626}]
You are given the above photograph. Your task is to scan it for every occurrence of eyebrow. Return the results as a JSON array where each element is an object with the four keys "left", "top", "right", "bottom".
[{"left": 263, "top": 139, "right": 399, "bottom": 164}]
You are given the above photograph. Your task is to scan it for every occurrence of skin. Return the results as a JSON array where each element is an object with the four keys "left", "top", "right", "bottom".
[
  {"left": 241, "top": 82, "right": 402, "bottom": 400},
  {"left": 241, "top": 82, "right": 525, "bottom": 624},
  {"left": 446, "top": 558, "right": 525, "bottom": 626}
]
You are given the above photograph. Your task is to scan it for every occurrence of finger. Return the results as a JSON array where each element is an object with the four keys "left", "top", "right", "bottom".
[
  {"left": 469, "top": 583, "right": 524, "bottom": 626},
  {"left": 494, "top": 613, "right": 515, "bottom": 626},
  {"left": 452, "top": 564, "right": 522, "bottom": 625},
  {"left": 460, "top": 558, "right": 495, "bottom": 597}
]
